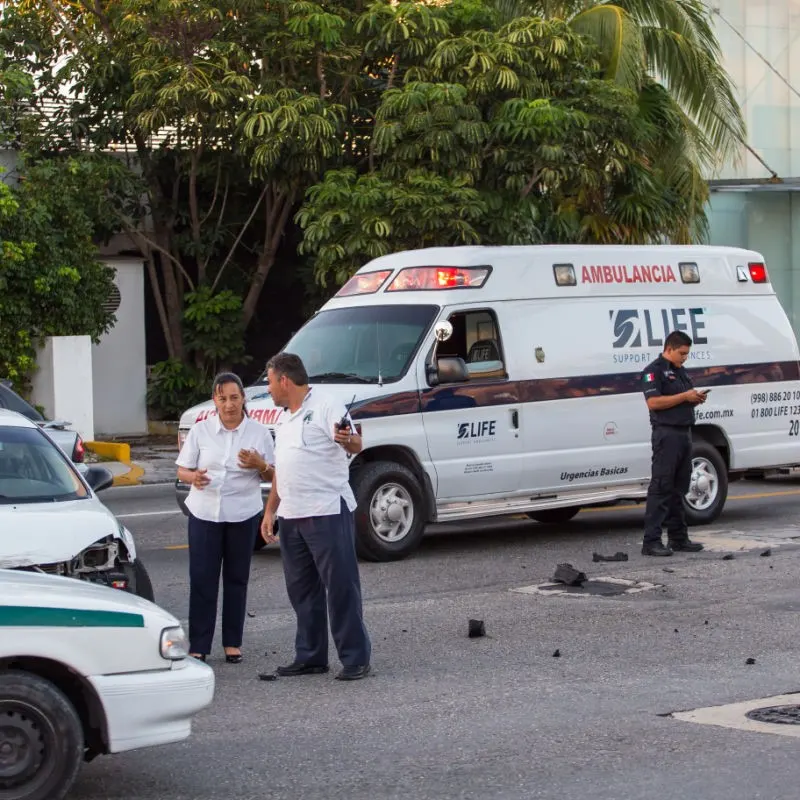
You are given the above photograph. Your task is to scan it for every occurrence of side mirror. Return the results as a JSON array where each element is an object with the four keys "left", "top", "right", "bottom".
[
  {"left": 85, "top": 465, "right": 114, "bottom": 493},
  {"left": 434, "top": 320, "right": 453, "bottom": 342},
  {"left": 436, "top": 357, "right": 469, "bottom": 384}
]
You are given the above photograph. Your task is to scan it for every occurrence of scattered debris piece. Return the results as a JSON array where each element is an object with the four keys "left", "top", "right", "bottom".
[
  {"left": 663, "top": 567, "right": 675, "bottom": 573},
  {"left": 592, "top": 552, "right": 628, "bottom": 563},
  {"left": 552, "top": 649, "right": 561, "bottom": 658},
  {"left": 770, "top": 565, "right": 774, "bottom": 569},
  {"left": 745, "top": 657, "right": 756, "bottom": 665},
  {"left": 674, "top": 628, "right": 679, "bottom": 633},
  {"left": 704, "top": 620, "right": 709, "bottom": 625},
  {"left": 258, "top": 673, "right": 278, "bottom": 682},
  {"left": 760, "top": 549, "right": 772, "bottom": 557},
  {"left": 722, "top": 554, "right": 735, "bottom": 560},
  {"left": 552, "top": 563, "right": 587, "bottom": 586},
  {"left": 468, "top": 619, "right": 485, "bottom": 638},
  {"left": 247, "top": 611, "right": 256, "bottom": 618},
  {"left": 402, "top": 628, "right": 408, "bottom": 633}
]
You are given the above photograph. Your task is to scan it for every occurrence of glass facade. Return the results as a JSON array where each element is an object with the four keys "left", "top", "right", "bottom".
[{"left": 706, "top": 0, "right": 800, "bottom": 338}]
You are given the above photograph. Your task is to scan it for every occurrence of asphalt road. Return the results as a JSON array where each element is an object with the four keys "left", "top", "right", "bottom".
[{"left": 73, "top": 479, "right": 800, "bottom": 800}]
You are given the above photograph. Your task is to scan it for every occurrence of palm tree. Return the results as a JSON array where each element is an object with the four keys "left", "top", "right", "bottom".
[{"left": 495, "top": 0, "right": 745, "bottom": 173}]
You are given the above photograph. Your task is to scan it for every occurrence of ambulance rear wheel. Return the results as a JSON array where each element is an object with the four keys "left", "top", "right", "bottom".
[
  {"left": 353, "top": 461, "right": 425, "bottom": 562},
  {"left": 526, "top": 507, "right": 581, "bottom": 524},
  {"left": 684, "top": 441, "right": 728, "bottom": 525}
]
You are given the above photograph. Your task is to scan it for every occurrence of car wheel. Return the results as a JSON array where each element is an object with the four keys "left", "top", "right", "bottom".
[
  {"left": 526, "top": 507, "right": 581, "bottom": 524},
  {"left": 352, "top": 461, "right": 426, "bottom": 562},
  {"left": 132, "top": 559, "right": 155, "bottom": 602},
  {"left": 0, "top": 671, "right": 84, "bottom": 800},
  {"left": 684, "top": 441, "right": 728, "bottom": 525}
]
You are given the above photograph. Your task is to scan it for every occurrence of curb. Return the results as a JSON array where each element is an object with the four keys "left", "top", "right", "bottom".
[
  {"left": 85, "top": 441, "right": 144, "bottom": 486},
  {"left": 112, "top": 463, "right": 145, "bottom": 487},
  {"left": 86, "top": 441, "right": 131, "bottom": 463}
]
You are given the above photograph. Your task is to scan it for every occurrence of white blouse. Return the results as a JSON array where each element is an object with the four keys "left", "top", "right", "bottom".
[{"left": 176, "top": 414, "right": 275, "bottom": 523}]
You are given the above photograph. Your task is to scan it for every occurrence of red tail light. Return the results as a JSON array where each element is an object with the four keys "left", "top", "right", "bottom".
[
  {"left": 73, "top": 437, "right": 85, "bottom": 463},
  {"left": 748, "top": 262, "right": 768, "bottom": 283}
]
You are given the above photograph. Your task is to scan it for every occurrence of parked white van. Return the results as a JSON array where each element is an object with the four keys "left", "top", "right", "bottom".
[{"left": 177, "top": 245, "right": 800, "bottom": 562}]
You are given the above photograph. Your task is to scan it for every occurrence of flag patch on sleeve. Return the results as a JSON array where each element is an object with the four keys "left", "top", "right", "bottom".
[{"left": 644, "top": 373, "right": 655, "bottom": 383}]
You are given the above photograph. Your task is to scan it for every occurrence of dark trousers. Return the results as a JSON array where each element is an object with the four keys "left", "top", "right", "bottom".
[
  {"left": 279, "top": 499, "right": 371, "bottom": 667},
  {"left": 187, "top": 513, "right": 259, "bottom": 654},
  {"left": 643, "top": 426, "right": 693, "bottom": 544}
]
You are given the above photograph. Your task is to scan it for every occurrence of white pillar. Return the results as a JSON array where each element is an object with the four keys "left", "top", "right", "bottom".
[{"left": 31, "top": 336, "right": 95, "bottom": 441}]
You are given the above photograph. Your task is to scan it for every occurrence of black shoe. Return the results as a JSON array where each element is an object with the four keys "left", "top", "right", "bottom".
[
  {"left": 335, "top": 665, "right": 371, "bottom": 681},
  {"left": 642, "top": 542, "right": 673, "bottom": 557},
  {"left": 225, "top": 653, "right": 243, "bottom": 664},
  {"left": 190, "top": 654, "right": 207, "bottom": 662},
  {"left": 276, "top": 661, "right": 330, "bottom": 677},
  {"left": 669, "top": 540, "right": 704, "bottom": 552}
]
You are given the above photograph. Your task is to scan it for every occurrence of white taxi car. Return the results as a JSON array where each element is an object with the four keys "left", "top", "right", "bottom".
[
  {"left": 0, "top": 409, "right": 154, "bottom": 600},
  {"left": 0, "top": 569, "right": 215, "bottom": 800}
]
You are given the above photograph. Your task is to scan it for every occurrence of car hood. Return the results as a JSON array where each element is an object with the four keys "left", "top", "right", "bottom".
[
  {"left": 0, "top": 568, "right": 178, "bottom": 626},
  {"left": 0, "top": 500, "right": 125, "bottom": 568}
]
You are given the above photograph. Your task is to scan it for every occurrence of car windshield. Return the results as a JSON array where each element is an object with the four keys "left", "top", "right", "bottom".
[
  {"left": 254, "top": 305, "right": 438, "bottom": 385},
  {"left": 0, "top": 426, "right": 88, "bottom": 504}
]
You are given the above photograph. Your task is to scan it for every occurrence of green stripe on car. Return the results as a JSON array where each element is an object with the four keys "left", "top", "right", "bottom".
[{"left": 0, "top": 606, "right": 145, "bottom": 628}]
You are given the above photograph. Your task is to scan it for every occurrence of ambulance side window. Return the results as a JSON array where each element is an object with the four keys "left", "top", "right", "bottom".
[{"left": 439, "top": 309, "right": 507, "bottom": 380}]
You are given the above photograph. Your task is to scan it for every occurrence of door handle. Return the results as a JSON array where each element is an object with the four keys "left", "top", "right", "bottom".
[{"left": 511, "top": 409, "right": 519, "bottom": 429}]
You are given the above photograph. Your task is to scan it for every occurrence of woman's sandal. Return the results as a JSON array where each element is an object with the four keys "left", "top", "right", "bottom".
[{"left": 224, "top": 650, "right": 243, "bottom": 664}]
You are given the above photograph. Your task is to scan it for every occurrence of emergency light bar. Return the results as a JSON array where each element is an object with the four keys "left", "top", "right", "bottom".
[
  {"left": 336, "top": 269, "right": 393, "bottom": 297},
  {"left": 386, "top": 266, "right": 491, "bottom": 292}
]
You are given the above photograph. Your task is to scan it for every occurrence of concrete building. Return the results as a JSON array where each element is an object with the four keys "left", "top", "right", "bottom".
[{"left": 707, "top": 0, "right": 800, "bottom": 338}]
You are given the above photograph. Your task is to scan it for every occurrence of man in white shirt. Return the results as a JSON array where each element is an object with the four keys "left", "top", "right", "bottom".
[{"left": 261, "top": 353, "right": 371, "bottom": 681}]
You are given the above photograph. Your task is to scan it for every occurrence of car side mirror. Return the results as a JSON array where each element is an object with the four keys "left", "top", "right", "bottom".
[
  {"left": 431, "top": 357, "right": 469, "bottom": 385},
  {"left": 85, "top": 465, "right": 114, "bottom": 493}
]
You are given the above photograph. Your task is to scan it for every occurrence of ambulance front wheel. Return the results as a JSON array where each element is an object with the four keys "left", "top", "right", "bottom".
[
  {"left": 352, "top": 461, "right": 426, "bottom": 562},
  {"left": 684, "top": 441, "right": 728, "bottom": 525}
]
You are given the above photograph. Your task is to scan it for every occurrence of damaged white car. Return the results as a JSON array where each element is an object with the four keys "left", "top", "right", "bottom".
[{"left": 0, "top": 410, "right": 153, "bottom": 601}]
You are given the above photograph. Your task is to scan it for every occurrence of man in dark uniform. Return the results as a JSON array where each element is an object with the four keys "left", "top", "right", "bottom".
[{"left": 641, "top": 330, "right": 709, "bottom": 556}]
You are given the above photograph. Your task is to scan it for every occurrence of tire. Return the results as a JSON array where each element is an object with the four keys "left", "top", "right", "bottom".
[
  {"left": 526, "top": 507, "right": 581, "bottom": 525},
  {"left": 0, "top": 671, "right": 84, "bottom": 800},
  {"left": 684, "top": 440, "right": 728, "bottom": 525},
  {"left": 132, "top": 559, "right": 155, "bottom": 603},
  {"left": 352, "top": 461, "right": 426, "bottom": 562}
]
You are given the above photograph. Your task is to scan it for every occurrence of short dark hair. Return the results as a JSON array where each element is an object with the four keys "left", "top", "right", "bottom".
[
  {"left": 266, "top": 352, "right": 309, "bottom": 386},
  {"left": 664, "top": 330, "right": 692, "bottom": 350}
]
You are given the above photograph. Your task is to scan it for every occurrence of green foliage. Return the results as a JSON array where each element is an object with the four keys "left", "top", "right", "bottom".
[
  {"left": 0, "top": 164, "right": 116, "bottom": 389},
  {"left": 183, "top": 286, "right": 248, "bottom": 368},
  {"left": 298, "top": 13, "right": 713, "bottom": 281},
  {"left": 146, "top": 359, "right": 209, "bottom": 421}
]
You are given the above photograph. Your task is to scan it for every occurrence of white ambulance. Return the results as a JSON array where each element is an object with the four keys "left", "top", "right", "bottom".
[{"left": 177, "top": 245, "right": 800, "bottom": 562}]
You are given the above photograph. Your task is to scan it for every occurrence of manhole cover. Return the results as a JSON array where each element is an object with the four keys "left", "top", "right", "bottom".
[
  {"left": 511, "top": 577, "right": 660, "bottom": 598},
  {"left": 745, "top": 705, "right": 800, "bottom": 725}
]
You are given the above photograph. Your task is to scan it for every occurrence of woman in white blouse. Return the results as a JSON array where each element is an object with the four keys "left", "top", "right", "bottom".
[{"left": 176, "top": 373, "right": 274, "bottom": 663}]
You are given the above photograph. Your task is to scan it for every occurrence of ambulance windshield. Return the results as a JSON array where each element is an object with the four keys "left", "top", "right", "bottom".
[{"left": 255, "top": 305, "right": 438, "bottom": 385}]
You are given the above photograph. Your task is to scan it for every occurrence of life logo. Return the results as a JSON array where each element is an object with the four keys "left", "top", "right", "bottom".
[
  {"left": 610, "top": 307, "right": 707, "bottom": 349},
  {"left": 457, "top": 420, "right": 497, "bottom": 443}
]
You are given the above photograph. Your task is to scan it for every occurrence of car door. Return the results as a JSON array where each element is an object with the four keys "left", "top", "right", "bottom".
[{"left": 419, "top": 306, "right": 523, "bottom": 501}]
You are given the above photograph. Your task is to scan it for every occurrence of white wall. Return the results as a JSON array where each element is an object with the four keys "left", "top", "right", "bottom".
[
  {"left": 31, "top": 336, "right": 95, "bottom": 441},
  {"left": 711, "top": 0, "right": 800, "bottom": 180},
  {"left": 92, "top": 258, "right": 148, "bottom": 436}
]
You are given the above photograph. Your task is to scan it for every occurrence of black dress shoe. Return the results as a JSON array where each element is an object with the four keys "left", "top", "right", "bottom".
[
  {"left": 335, "top": 665, "right": 371, "bottom": 681},
  {"left": 642, "top": 542, "right": 673, "bottom": 557},
  {"left": 225, "top": 653, "right": 243, "bottom": 664},
  {"left": 669, "top": 540, "right": 704, "bottom": 552},
  {"left": 276, "top": 661, "right": 330, "bottom": 677},
  {"left": 190, "top": 654, "right": 207, "bottom": 662}
]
